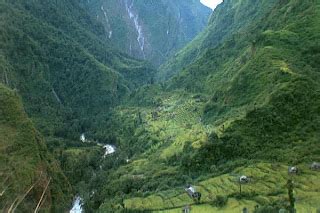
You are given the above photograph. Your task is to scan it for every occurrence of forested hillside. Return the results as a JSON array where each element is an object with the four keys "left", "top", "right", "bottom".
[
  {"left": 0, "top": 0, "right": 154, "bottom": 139},
  {"left": 86, "top": 0, "right": 320, "bottom": 212},
  {"left": 81, "top": 0, "right": 211, "bottom": 66},
  {"left": 1, "top": 0, "right": 320, "bottom": 212},
  {"left": 158, "top": 0, "right": 278, "bottom": 80},
  {"left": 0, "top": 84, "right": 72, "bottom": 211},
  {"left": 0, "top": 0, "right": 154, "bottom": 211}
]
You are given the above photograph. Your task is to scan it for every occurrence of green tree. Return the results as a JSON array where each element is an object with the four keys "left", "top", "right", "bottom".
[{"left": 287, "top": 179, "right": 295, "bottom": 213}]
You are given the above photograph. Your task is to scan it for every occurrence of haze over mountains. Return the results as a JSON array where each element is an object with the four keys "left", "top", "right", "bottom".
[{"left": 0, "top": 0, "right": 320, "bottom": 212}]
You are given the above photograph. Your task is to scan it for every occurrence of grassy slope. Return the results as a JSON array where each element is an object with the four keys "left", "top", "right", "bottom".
[
  {"left": 0, "top": 84, "right": 72, "bottom": 212},
  {"left": 94, "top": 0, "right": 320, "bottom": 212},
  {"left": 144, "top": 163, "right": 320, "bottom": 212}
]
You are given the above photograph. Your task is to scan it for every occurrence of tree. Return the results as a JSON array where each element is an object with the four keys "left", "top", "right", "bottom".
[{"left": 287, "top": 179, "right": 295, "bottom": 213}]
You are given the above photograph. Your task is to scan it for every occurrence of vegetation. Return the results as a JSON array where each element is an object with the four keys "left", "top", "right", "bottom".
[
  {"left": 287, "top": 179, "right": 295, "bottom": 213},
  {"left": 158, "top": 0, "right": 279, "bottom": 80},
  {"left": 0, "top": 0, "right": 155, "bottom": 139},
  {"left": 88, "top": 0, "right": 320, "bottom": 212},
  {"left": 0, "top": 84, "right": 72, "bottom": 211},
  {"left": 0, "top": 0, "right": 153, "bottom": 211},
  {"left": 211, "top": 195, "right": 228, "bottom": 208},
  {"left": 1, "top": 0, "right": 320, "bottom": 212},
  {"left": 82, "top": 0, "right": 211, "bottom": 66}
]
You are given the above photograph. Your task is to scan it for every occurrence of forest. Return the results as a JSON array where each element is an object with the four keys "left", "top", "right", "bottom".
[{"left": 0, "top": 0, "right": 320, "bottom": 212}]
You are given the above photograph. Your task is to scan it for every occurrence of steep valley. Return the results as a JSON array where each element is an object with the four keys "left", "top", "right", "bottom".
[
  {"left": 80, "top": 0, "right": 211, "bottom": 66},
  {"left": 1, "top": 0, "right": 320, "bottom": 213}
]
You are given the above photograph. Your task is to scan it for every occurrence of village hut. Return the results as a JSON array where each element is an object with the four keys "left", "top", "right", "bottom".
[
  {"left": 288, "top": 166, "right": 298, "bottom": 175},
  {"left": 239, "top": 175, "right": 249, "bottom": 184},
  {"left": 310, "top": 162, "right": 320, "bottom": 170}
]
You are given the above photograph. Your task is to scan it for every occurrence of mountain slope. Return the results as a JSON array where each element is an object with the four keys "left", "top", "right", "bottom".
[
  {"left": 81, "top": 0, "right": 211, "bottom": 66},
  {"left": 88, "top": 0, "right": 320, "bottom": 212},
  {"left": 1, "top": 0, "right": 320, "bottom": 212},
  {"left": 0, "top": 0, "right": 155, "bottom": 139},
  {"left": 0, "top": 1, "right": 154, "bottom": 210},
  {"left": 158, "top": 0, "right": 278, "bottom": 80},
  {"left": 0, "top": 84, "right": 72, "bottom": 212}
]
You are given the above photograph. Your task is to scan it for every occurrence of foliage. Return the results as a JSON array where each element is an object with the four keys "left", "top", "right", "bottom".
[
  {"left": 1, "top": 0, "right": 320, "bottom": 212},
  {"left": 0, "top": 0, "right": 155, "bottom": 139},
  {"left": 211, "top": 195, "right": 228, "bottom": 208},
  {"left": 0, "top": 84, "right": 72, "bottom": 211},
  {"left": 94, "top": 0, "right": 320, "bottom": 212},
  {"left": 286, "top": 179, "right": 295, "bottom": 213},
  {"left": 82, "top": 0, "right": 211, "bottom": 67}
]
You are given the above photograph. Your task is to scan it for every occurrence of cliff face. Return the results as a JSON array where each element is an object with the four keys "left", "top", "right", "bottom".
[{"left": 81, "top": 0, "right": 211, "bottom": 66}]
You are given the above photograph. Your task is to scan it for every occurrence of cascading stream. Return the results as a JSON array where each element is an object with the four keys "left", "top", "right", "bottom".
[
  {"left": 125, "top": 0, "right": 145, "bottom": 58},
  {"left": 101, "top": 5, "right": 113, "bottom": 39},
  {"left": 70, "top": 196, "right": 83, "bottom": 213}
]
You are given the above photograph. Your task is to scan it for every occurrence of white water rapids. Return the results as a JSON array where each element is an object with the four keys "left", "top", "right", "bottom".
[
  {"left": 70, "top": 135, "right": 116, "bottom": 212},
  {"left": 80, "top": 133, "right": 116, "bottom": 157},
  {"left": 70, "top": 196, "right": 83, "bottom": 213}
]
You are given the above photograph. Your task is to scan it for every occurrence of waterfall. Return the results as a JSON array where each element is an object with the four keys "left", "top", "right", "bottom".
[
  {"left": 52, "top": 88, "right": 62, "bottom": 104},
  {"left": 125, "top": 0, "right": 145, "bottom": 58},
  {"left": 101, "top": 5, "right": 112, "bottom": 39}
]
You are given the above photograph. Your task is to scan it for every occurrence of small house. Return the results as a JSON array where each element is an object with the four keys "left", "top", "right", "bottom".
[
  {"left": 185, "top": 185, "right": 201, "bottom": 201},
  {"left": 310, "top": 162, "right": 320, "bottom": 170},
  {"left": 185, "top": 185, "right": 196, "bottom": 198},
  {"left": 288, "top": 166, "right": 298, "bottom": 174},
  {"left": 239, "top": 175, "right": 249, "bottom": 184}
]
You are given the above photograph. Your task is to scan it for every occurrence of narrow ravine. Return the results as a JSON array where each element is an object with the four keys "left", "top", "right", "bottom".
[
  {"left": 70, "top": 134, "right": 116, "bottom": 212},
  {"left": 80, "top": 133, "right": 116, "bottom": 156},
  {"left": 125, "top": 0, "right": 145, "bottom": 58}
]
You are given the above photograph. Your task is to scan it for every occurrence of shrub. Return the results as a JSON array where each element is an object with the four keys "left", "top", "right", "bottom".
[{"left": 211, "top": 195, "right": 228, "bottom": 207}]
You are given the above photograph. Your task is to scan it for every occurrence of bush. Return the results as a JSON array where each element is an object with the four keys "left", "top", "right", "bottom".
[{"left": 211, "top": 195, "right": 228, "bottom": 207}]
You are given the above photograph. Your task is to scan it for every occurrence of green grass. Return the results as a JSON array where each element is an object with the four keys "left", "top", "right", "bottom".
[{"left": 124, "top": 163, "right": 320, "bottom": 212}]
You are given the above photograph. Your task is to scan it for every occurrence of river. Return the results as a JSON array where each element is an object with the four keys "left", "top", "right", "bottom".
[
  {"left": 70, "top": 196, "right": 83, "bottom": 213},
  {"left": 70, "top": 134, "right": 116, "bottom": 212}
]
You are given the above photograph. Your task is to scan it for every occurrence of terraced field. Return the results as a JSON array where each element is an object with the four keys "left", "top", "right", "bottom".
[
  {"left": 124, "top": 163, "right": 320, "bottom": 212},
  {"left": 142, "top": 93, "right": 209, "bottom": 158},
  {"left": 111, "top": 92, "right": 320, "bottom": 212}
]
